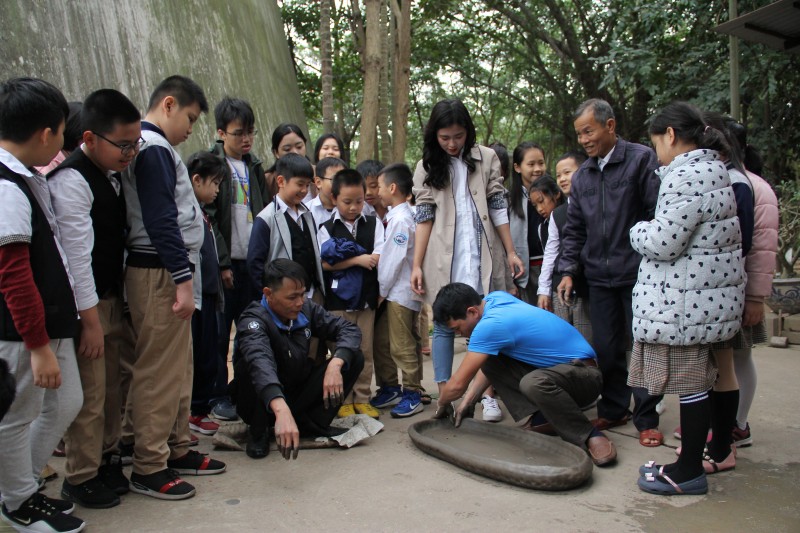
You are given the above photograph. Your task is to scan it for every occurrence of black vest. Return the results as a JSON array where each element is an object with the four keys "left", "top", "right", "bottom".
[
  {"left": 50, "top": 150, "right": 126, "bottom": 297},
  {"left": 553, "top": 203, "right": 588, "bottom": 298},
  {"left": 0, "top": 164, "right": 79, "bottom": 341},
  {"left": 322, "top": 216, "right": 378, "bottom": 311},
  {"left": 285, "top": 212, "right": 319, "bottom": 289}
]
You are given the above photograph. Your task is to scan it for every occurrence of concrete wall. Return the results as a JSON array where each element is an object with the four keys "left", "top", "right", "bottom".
[{"left": 0, "top": 0, "right": 307, "bottom": 159}]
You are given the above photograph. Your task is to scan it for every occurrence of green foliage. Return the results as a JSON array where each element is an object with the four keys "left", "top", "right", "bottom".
[{"left": 280, "top": 0, "right": 799, "bottom": 178}]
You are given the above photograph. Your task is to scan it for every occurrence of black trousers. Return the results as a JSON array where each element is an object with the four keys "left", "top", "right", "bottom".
[
  {"left": 190, "top": 295, "right": 224, "bottom": 415},
  {"left": 588, "top": 284, "right": 660, "bottom": 430},
  {"left": 482, "top": 355, "right": 602, "bottom": 448},
  {"left": 234, "top": 351, "right": 364, "bottom": 436}
]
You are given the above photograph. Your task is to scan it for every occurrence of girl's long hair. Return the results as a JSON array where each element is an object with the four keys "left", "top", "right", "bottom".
[
  {"left": 421, "top": 99, "right": 476, "bottom": 190},
  {"left": 508, "top": 141, "right": 545, "bottom": 219}
]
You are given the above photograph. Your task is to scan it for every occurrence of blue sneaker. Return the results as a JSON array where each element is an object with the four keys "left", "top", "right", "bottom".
[
  {"left": 211, "top": 399, "right": 238, "bottom": 421},
  {"left": 390, "top": 390, "right": 424, "bottom": 418},
  {"left": 370, "top": 386, "right": 402, "bottom": 408}
]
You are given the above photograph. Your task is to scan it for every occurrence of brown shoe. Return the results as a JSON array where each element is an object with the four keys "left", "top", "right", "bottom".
[
  {"left": 591, "top": 415, "right": 630, "bottom": 431},
  {"left": 587, "top": 435, "right": 617, "bottom": 466}
]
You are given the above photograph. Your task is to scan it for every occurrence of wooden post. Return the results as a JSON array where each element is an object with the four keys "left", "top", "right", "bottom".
[{"left": 730, "top": 0, "right": 740, "bottom": 120}]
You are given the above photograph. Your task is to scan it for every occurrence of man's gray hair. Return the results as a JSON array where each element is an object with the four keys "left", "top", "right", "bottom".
[{"left": 574, "top": 98, "right": 615, "bottom": 124}]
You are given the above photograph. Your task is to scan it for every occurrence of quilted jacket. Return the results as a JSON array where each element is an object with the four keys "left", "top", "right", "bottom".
[
  {"left": 744, "top": 171, "right": 779, "bottom": 301},
  {"left": 630, "top": 149, "right": 745, "bottom": 346}
]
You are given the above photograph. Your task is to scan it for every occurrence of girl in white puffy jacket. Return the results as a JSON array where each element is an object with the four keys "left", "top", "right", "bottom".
[{"left": 628, "top": 102, "right": 745, "bottom": 496}]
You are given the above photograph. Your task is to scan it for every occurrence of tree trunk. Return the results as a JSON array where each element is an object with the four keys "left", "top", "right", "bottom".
[
  {"left": 378, "top": 0, "right": 392, "bottom": 163},
  {"left": 320, "top": 0, "right": 334, "bottom": 135},
  {"left": 391, "top": 0, "right": 411, "bottom": 164},
  {"left": 357, "top": 0, "right": 381, "bottom": 163}
]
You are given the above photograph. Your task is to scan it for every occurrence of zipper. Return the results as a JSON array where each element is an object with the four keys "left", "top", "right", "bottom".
[{"left": 600, "top": 169, "right": 610, "bottom": 276}]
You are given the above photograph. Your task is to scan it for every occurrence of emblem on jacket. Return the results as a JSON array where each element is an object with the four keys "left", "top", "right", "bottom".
[
  {"left": 248, "top": 321, "right": 260, "bottom": 330},
  {"left": 393, "top": 233, "right": 408, "bottom": 245},
  {"left": 304, "top": 328, "right": 311, "bottom": 339}
]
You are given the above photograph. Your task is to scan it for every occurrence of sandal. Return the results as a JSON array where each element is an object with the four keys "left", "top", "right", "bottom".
[
  {"left": 637, "top": 472, "right": 708, "bottom": 495},
  {"left": 420, "top": 392, "right": 432, "bottom": 405},
  {"left": 639, "top": 460, "right": 667, "bottom": 477},
  {"left": 703, "top": 449, "right": 735, "bottom": 474},
  {"left": 639, "top": 428, "right": 664, "bottom": 447}
]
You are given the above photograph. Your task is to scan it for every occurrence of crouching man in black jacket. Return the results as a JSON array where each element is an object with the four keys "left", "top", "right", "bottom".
[{"left": 232, "top": 258, "right": 364, "bottom": 460}]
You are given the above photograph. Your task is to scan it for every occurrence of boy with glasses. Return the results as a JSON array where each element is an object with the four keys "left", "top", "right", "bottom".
[
  {"left": 207, "top": 97, "right": 271, "bottom": 421},
  {"left": 48, "top": 89, "right": 142, "bottom": 509}
]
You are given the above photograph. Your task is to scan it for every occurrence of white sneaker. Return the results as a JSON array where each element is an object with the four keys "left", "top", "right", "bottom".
[
  {"left": 656, "top": 399, "right": 666, "bottom": 415},
  {"left": 481, "top": 396, "right": 503, "bottom": 422}
]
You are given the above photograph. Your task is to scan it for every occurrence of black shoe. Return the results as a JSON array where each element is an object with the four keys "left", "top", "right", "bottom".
[
  {"left": 117, "top": 441, "right": 134, "bottom": 466},
  {"left": 99, "top": 454, "right": 130, "bottom": 495},
  {"left": 129, "top": 469, "right": 195, "bottom": 501},
  {"left": 246, "top": 426, "right": 269, "bottom": 459},
  {"left": 39, "top": 494, "right": 75, "bottom": 515},
  {"left": 1, "top": 493, "right": 85, "bottom": 532},
  {"left": 299, "top": 417, "right": 348, "bottom": 438},
  {"left": 61, "top": 477, "right": 120, "bottom": 509},
  {"left": 167, "top": 450, "right": 226, "bottom": 476}
]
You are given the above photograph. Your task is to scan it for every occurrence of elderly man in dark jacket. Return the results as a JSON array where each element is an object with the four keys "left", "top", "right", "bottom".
[
  {"left": 557, "top": 99, "right": 664, "bottom": 448},
  {"left": 232, "top": 259, "right": 364, "bottom": 460}
]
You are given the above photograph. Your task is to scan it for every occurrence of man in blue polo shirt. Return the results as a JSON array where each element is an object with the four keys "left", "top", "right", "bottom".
[{"left": 432, "top": 283, "right": 616, "bottom": 466}]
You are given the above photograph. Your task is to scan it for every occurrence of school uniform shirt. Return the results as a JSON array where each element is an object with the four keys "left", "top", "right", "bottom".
[
  {"left": 377, "top": 202, "right": 420, "bottom": 312},
  {"left": 468, "top": 291, "right": 596, "bottom": 367},
  {"left": 537, "top": 214, "right": 560, "bottom": 297},
  {"left": 274, "top": 195, "right": 315, "bottom": 298},
  {"left": 361, "top": 202, "right": 377, "bottom": 217},
  {"left": 48, "top": 145, "right": 121, "bottom": 311},
  {"left": 308, "top": 195, "right": 334, "bottom": 231},
  {"left": 317, "top": 209, "right": 385, "bottom": 255},
  {"left": 0, "top": 147, "right": 77, "bottom": 346},
  {"left": 0, "top": 148, "right": 75, "bottom": 294}
]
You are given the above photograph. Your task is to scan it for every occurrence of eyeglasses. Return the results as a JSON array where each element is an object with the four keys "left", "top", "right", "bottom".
[
  {"left": 224, "top": 129, "right": 258, "bottom": 138},
  {"left": 92, "top": 131, "right": 145, "bottom": 157}
]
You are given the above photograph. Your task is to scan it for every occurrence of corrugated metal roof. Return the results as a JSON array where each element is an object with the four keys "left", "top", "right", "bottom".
[{"left": 715, "top": 0, "right": 800, "bottom": 53}]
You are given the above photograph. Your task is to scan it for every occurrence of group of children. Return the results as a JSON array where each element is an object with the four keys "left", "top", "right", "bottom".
[
  {"left": 0, "top": 73, "right": 437, "bottom": 533},
  {"left": 0, "top": 71, "right": 779, "bottom": 533}
]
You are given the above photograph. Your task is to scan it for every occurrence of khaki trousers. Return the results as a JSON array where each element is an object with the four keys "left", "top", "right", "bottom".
[
  {"left": 126, "top": 267, "right": 193, "bottom": 475},
  {"left": 330, "top": 309, "right": 374, "bottom": 404},
  {"left": 64, "top": 295, "right": 132, "bottom": 485},
  {"left": 374, "top": 302, "right": 422, "bottom": 391}
]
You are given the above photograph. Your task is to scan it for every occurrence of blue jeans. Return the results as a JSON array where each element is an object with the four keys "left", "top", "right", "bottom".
[{"left": 432, "top": 321, "right": 455, "bottom": 383}]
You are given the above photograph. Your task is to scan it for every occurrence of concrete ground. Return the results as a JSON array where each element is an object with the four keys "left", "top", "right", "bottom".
[{"left": 4, "top": 342, "right": 799, "bottom": 532}]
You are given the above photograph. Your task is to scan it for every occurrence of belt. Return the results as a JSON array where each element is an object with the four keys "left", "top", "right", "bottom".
[{"left": 571, "top": 358, "right": 598, "bottom": 368}]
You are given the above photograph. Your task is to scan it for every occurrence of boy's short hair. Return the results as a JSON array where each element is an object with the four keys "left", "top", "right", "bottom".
[
  {"left": 187, "top": 151, "right": 226, "bottom": 183},
  {"left": 432, "top": 283, "right": 482, "bottom": 324},
  {"left": 82, "top": 89, "right": 141, "bottom": 136},
  {"left": 557, "top": 150, "right": 587, "bottom": 167},
  {"left": 356, "top": 159, "right": 384, "bottom": 180},
  {"left": 378, "top": 163, "right": 413, "bottom": 197},
  {"left": 275, "top": 152, "right": 314, "bottom": 181},
  {"left": 0, "top": 77, "right": 68, "bottom": 144},
  {"left": 214, "top": 96, "right": 255, "bottom": 131},
  {"left": 332, "top": 169, "right": 365, "bottom": 197},
  {"left": 147, "top": 75, "right": 208, "bottom": 113},
  {"left": 316, "top": 157, "right": 347, "bottom": 179},
  {"left": 263, "top": 258, "right": 308, "bottom": 291}
]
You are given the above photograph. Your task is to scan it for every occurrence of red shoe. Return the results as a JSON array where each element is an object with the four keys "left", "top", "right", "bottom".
[
  {"left": 189, "top": 434, "right": 199, "bottom": 446},
  {"left": 189, "top": 415, "right": 219, "bottom": 435}
]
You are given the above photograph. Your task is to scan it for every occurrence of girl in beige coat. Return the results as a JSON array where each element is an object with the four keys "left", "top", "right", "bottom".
[{"left": 411, "top": 99, "right": 523, "bottom": 413}]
